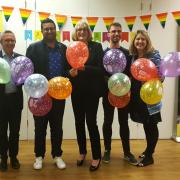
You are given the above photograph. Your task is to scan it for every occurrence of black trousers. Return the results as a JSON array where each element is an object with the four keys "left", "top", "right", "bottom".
[
  {"left": 102, "top": 93, "right": 130, "bottom": 154},
  {"left": 71, "top": 93, "right": 101, "bottom": 160},
  {"left": 0, "top": 94, "right": 22, "bottom": 159},
  {"left": 33, "top": 99, "right": 65, "bottom": 158},
  {"left": 143, "top": 117, "right": 159, "bottom": 156}
]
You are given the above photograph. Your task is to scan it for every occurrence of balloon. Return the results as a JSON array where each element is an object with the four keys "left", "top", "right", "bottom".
[
  {"left": 108, "top": 73, "right": 131, "bottom": 96},
  {"left": 140, "top": 79, "right": 163, "bottom": 105},
  {"left": 24, "top": 74, "right": 48, "bottom": 98},
  {"left": 48, "top": 77, "right": 72, "bottom": 100},
  {"left": 108, "top": 91, "right": 131, "bottom": 108},
  {"left": 66, "top": 41, "right": 89, "bottom": 68},
  {"left": 0, "top": 57, "right": 11, "bottom": 84},
  {"left": 11, "top": 56, "right": 34, "bottom": 85},
  {"left": 28, "top": 94, "right": 52, "bottom": 116},
  {"left": 103, "top": 49, "right": 127, "bottom": 74},
  {"left": 160, "top": 52, "right": 180, "bottom": 77},
  {"left": 131, "top": 58, "right": 158, "bottom": 81}
]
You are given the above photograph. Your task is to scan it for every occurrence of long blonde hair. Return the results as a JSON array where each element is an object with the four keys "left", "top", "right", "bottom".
[{"left": 129, "top": 30, "right": 154, "bottom": 56}]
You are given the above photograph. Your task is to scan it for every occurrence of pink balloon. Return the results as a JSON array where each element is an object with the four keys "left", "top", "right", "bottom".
[{"left": 28, "top": 94, "right": 52, "bottom": 116}]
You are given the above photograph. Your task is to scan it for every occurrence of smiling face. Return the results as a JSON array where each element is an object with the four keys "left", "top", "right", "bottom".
[
  {"left": 109, "top": 25, "right": 122, "bottom": 44},
  {"left": 41, "top": 22, "right": 56, "bottom": 42},
  {"left": 0, "top": 32, "right": 16, "bottom": 56},
  {"left": 134, "top": 33, "right": 147, "bottom": 53},
  {"left": 76, "top": 24, "right": 89, "bottom": 42}
]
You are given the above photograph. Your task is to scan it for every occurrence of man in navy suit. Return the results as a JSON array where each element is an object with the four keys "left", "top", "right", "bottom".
[{"left": 0, "top": 30, "right": 23, "bottom": 171}]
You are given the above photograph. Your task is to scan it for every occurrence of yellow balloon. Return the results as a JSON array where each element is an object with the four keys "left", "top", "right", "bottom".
[
  {"left": 140, "top": 79, "right": 163, "bottom": 105},
  {"left": 48, "top": 77, "right": 72, "bottom": 100}
]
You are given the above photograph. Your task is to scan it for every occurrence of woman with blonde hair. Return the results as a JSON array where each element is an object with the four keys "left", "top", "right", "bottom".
[
  {"left": 129, "top": 30, "right": 164, "bottom": 167},
  {"left": 68, "top": 21, "right": 105, "bottom": 171}
]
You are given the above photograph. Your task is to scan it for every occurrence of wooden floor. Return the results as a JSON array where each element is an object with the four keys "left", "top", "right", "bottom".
[{"left": 0, "top": 139, "right": 180, "bottom": 180}]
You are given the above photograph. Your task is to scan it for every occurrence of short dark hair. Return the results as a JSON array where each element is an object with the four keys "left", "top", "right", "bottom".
[
  {"left": 108, "top": 22, "right": 122, "bottom": 32},
  {"left": 41, "top": 18, "right": 56, "bottom": 30}
]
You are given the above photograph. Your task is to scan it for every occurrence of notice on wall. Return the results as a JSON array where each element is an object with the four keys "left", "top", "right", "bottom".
[{"left": 0, "top": 11, "right": 3, "bottom": 32}]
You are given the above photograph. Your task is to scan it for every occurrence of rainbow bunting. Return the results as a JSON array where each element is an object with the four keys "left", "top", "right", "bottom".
[
  {"left": 71, "top": 16, "right": 82, "bottom": 27},
  {"left": 172, "top": 11, "right": 180, "bottom": 26},
  {"left": 103, "top": 17, "right": 115, "bottom": 31},
  {"left": 140, "top": 15, "right": 152, "bottom": 30},
  {"left": 55, "top": 14, "right": 67, "bottom": 30},
  {"left": 19, "top": 8, "right": 32, "bottom": 25},
  {"left": 38, "top": 12, "right": 50, "bottom": 22},
  {"left": 86, "top": 17, "right": 98, "bottom": 32},
  {"left": 124, "top": 16, "right": 136, "bottom": 32},
  {"left": 1, "top": 6, "right": 14, "bottom": 22},
  {"left": 156, "top": 13, "right": 168, "bottom": 28}
]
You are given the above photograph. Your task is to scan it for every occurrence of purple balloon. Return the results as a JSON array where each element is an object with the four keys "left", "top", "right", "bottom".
[
  {"left": 11, "top": 56, "right": 34, "bottom": 85},
  {"left": 160, "top": 52, "right": 180, "bottom": 77},
  {"left": 103, "top": 49, "right": 127, "bottom": 74}
]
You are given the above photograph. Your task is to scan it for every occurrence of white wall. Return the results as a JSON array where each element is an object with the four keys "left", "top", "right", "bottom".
[{"left": 0, "top": 0, "right": 179, "bottom": 139}]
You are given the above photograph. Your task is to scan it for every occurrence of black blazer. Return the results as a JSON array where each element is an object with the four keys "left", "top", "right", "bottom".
[
  {"left": 0, "top": 51, "right": 23, "bottom": 110},
  {"left": 69, "top": 41, "right": 105, "bottom": 97},
  {"left": 26, "top": 40, "right": 68, "bottom": 80}
]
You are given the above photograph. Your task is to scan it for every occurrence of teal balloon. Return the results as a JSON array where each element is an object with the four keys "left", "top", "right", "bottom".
[
  {"left": 108, "top": 73, "right": 131, "bottom": 96},
  {"left": 0, "top": 57, "right": 11, "bottom": 84}
]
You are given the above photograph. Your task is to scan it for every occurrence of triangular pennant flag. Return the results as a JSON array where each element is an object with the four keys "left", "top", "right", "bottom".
[
  {"left": 19, "top": 8, "right": 32, "bottom": 25},
  {"left": 140, "top": 15, "right": 152, "bottom": 30},
  {"left": 156, "top": 13, "right": 168, "bottom": 28},
  {"left": 124, "top": 16, "right": 136, "bottom": 31},
  {"left": 103, "top": 17, "right": 115, "bottom": 31},
  {"left": 86, "top": 17, "right": 98, "bottom": 32},
  {"left": 71, "top": 16, "right": 82, "bottom": 27},
  {"left": 172, "top": 11, "right": 180, "bottom": 26},
  {"left": 38, "top": 12, "right": 50, "bottom": 22},
  {"left": 55, "top": 14, "right": 67, "bottom": 30},
  {"left": 1, "top": 6, "right": 14, "bottom": 22}
]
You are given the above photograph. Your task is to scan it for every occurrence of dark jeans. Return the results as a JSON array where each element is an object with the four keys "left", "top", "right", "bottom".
[
  {"left": 102, "top": 93, "right": 130, "bottom": 154},
  {"left": 71, "top": 93, "right": 101, "bottom": 160},
  {"left": 34, "top": 99, "right": 65, "bottom": 158},
  {"left": 0, "top": 94, "right": 22, "bottom": 159}
]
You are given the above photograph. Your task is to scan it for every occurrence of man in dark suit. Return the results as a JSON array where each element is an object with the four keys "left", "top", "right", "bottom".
[
  {"left": 0, "top": 30, "right": 23, "bottom": 171},
  {"left": 26, "top": 18, "right": 68, "bottom": 170}
]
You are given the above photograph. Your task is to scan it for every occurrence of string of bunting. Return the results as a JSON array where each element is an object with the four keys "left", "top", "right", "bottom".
[{"left": 0, "top": 6, "right": 179, "bottom": 31}]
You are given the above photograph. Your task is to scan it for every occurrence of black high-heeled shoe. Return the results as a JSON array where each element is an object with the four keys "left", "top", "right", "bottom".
[
  {"left": 77, "top": 154, "right": 86, "bottom": 166},
  {"left": 89, "top": 159, "right": 101, "bottom": 171}
]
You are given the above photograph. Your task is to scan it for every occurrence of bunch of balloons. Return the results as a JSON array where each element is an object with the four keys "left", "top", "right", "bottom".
[
  {"left": 103, "top": 49, "right": 130, "bottom": 108},
  {"left": 66, "top": 41, "right": 89, "bottom": 68},
  {"left": 131, "top": 58, "right": 163, "bottom": 105}
]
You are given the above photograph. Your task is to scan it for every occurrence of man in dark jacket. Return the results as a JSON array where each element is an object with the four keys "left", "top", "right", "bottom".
[
  {"left": 26, "top": 18, "right": 68, "bottom": 170},
  {"left": 0, "top": 30, "right": 23, "bottom": 171}
]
